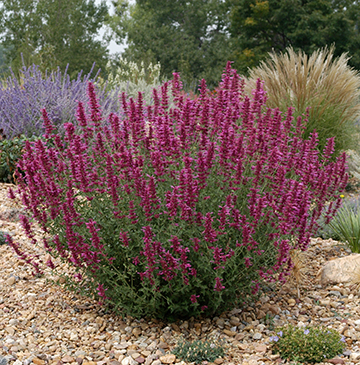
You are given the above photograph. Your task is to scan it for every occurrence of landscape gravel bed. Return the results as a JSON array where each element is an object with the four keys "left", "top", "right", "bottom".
[{"left": 1, "top": 183, "right": 360, "bottom": 365}]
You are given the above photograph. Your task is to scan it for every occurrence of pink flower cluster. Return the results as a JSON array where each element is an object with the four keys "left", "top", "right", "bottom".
[{"left": 7, "top": 61, "right": 347, "bottom": 310}]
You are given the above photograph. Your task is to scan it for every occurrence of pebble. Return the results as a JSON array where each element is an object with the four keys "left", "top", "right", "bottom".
[
  {"left": 253, "top": 333, "right": 262, "bottom": 340},
  {"left": 159, "top": 355, "right": 176, "bottom": 364},
  {"left": 6, "top": 276, "right": 16, "bottom": 285}
]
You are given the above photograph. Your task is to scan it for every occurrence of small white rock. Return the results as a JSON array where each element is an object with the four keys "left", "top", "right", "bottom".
[
  {"left": 253, "top": 333, "right": 262, "bottom": 340},
  {"left": 121, "top": 356, "right": 137, "bottom": 365}
]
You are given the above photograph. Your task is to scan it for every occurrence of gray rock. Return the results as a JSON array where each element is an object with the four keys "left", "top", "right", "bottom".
[
  {"left": 253, "top": 333, "right": 262, "bottom": 340},
  {"left": 0, "top": 357, "right": 7, "bottom": 365},
  {"left": 327, "top": 291, "right": 342, "bottom": 298}
]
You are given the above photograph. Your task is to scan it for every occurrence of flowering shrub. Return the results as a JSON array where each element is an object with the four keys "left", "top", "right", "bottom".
[
  {"left": 0, "top": 63, "right": 121, "bottom": 138},
  {"left": 7, "top": 62, "right": 347, "bottom": 319},
  {"left": 270, "top": 325, "right": 346, "bottom": 363}
]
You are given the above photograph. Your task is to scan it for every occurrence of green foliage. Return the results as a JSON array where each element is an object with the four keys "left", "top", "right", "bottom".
[
  {"left": 0, "top": 0, "right": 109, "bottom": 77},
  {"left": 228, "top": 0, "right": 360, "bottom": 74},
  {"left": 0, "top": 231, "right": 8, "bottom": 245},
  {"left": 270, "top": 325, "right": 346, "bottom": 364},
  {"left": 172, "top": 338, "right": 225, "bottom": 364},
  {"left": 107, "top": 0, "right": 231, "bottom": 91},
  {"left": 245, "top": 46, "right": 360, "bottom": 158},
  {"left": 0, "top": 132, "right": 38, "bottom": 184},
  {"left": 327, "top": 197, "right": 360, "bottom": 253}
]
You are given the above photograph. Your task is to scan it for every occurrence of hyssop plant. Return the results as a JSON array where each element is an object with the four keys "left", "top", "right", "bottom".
[{"left": 7, "top": 62, "right": 348, "bottom": 319}]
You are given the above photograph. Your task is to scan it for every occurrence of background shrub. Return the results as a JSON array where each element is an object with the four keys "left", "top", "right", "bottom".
[
  {"left": 245, "top": 46, "right": 360, "bottom": 158},
  {"left": 96, "top": 58, "right": 165, "bottom": 107},
  {"left": 7, "top": 63, "right": 348, "bottom": 320},
  {"left": 0, "top": 63, "right": 121, "bottom": 138}
]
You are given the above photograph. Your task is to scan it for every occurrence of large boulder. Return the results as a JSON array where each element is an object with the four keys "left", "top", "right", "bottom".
[{"left": 318, "top": 254, "right": 360, "bottom": 286}]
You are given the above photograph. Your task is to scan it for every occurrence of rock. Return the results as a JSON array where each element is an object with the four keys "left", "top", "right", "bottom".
[
  {"left": 62, "top": 356, "right": 75, "bottom": 363},
  {"left": 216, "top": 318, "right": 225, "bottom": 328},
  {"left": 253, "top": 333, "right": 262, "bottom": 340},
  {"left": 9, "top": 319, "right": 19, "bottom": 326},
  {"left": 76, "top": 358, "right": 84, "bottom": 365},
  {"left": 132, "top": 327, "right": 142, "bottom": 337},
  {"left": 32, "top": 358, "right": 45, "bottom": 365},
  {"left": 350, "top": 352, "right": 360, "bottom": 361},
  {"left": 229, "top": 317, "right": 241, "bottom": 326},
  {"left": 223, "top": 329, "right": 237, "bottom": 337},
  {"left": 287, "top": 298, "right": 296, "bottom": 306},
  {"left": 254, "top": 344, "right": 267, "bottom": 353},
  {"left": 159, "top": 355, "right": 176, "bottom": 364},
  {"left": 235, "top": 333, "right": 245, "bottom": 341},
  {"left": 328, "top": 359, "right": 345, "bottom": 365},
  {"left": 0, "top": 356, "right": 7, "bottom": 365},
  {"left": 118, "top": 342, "right": 130, "bottom": 349},
  {"left": 130, "top": 354, "right": 141, "bottom": 360},
  {"left": 319, "top": 254, "right": 360, "bottom": 286},
  {"left": 144, "top": 355, "right": 158, "bottom": 365},
  {"left": 158, "top": 341, "right": 168, "bottom": 349},
  {"left": 121, "top": 357, "right": 137, "bottom": 365},
  {"left": 214, "top": 359, "right": 224, "bottom": 365},
  {"left": 134, "top": 358, "right": 145, "bottom": 364},
  {"left": 5, "top": 326, "right": 15, "bottom": 335},
  {"left": 151, "top": 361, "right": 161, "bottom": 365},
  {"left": 354, "top": 319, "right": 360, "bottom": 326},
  {"left": 343, "top": 350, "right": 352, "bottom": 357},
  {"left": 6, "top": 277, "right": 16, "bottom": 286}
]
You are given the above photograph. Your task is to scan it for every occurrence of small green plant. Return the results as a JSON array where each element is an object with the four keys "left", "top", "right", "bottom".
[
  {"left": 325, "top": 197, "right": 360, "bottom": 252},
  {"left": 270, "top": 325, "right": 346, "bottom": 364},
  {"left": 264, "top": 313, "right": 275, "bottom": 330},
  {"left": 0, "top": 131, "right": 38, "bottom": 184},
  {"left": 172, "top": 338, "right": 225, "bottom": 364},
  {"left": 0, "top": 231, "right": 8, "bottom": 245}
]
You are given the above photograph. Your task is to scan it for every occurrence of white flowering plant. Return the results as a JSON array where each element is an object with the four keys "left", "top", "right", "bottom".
[{"left": 270, "top": 325, "right": 346, "bottom": 363}]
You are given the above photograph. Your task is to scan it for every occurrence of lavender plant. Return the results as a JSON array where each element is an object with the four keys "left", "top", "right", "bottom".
[
  {"left": 0, "top": 63, "right": 122, "bottom": 138},
  {"left": 7, "top": 62, "right": 348, "bottom": 320}
]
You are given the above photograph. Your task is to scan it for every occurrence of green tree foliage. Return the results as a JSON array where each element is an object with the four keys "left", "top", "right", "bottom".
[
  {"left": 0, "top": 0, "right": 110, "bottom": 77},
  {"left": 228, "top": 0, "right": 360, "bottom": 74},
  {"left": 107, "top": 0, "right": 231, "bottom": 90}
]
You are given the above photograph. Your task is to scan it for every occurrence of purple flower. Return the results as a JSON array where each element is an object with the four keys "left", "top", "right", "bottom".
[{"left": 269, "top": 336, "right": 279, "bottom": 342}]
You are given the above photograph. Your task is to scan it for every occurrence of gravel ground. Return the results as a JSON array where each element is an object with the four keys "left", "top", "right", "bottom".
[{"left": 1, "top": 183, "right": 360, "bottom": 365}]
